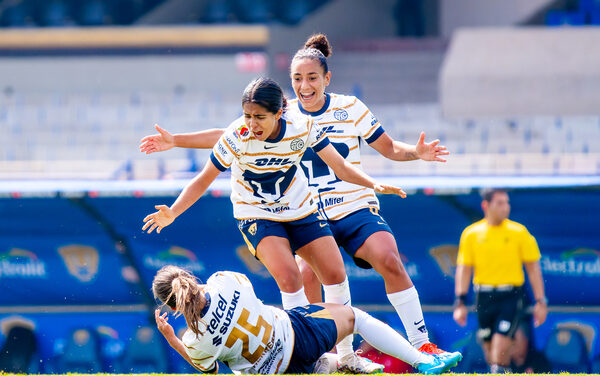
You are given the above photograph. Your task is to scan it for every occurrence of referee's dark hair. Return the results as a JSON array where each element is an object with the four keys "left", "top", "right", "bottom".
[{"left": 481, "top": 188, "right": 508, "bottom": 202}]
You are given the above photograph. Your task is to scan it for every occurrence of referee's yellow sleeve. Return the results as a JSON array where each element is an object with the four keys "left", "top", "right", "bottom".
[
  {"left": 521, "top": 228, "right": 541, "bottom": 262},
  {"left": 457, "top": 227, "right": 473, "bottom": 266}
]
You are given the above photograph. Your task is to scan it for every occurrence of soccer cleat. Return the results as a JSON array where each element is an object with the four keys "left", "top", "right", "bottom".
[
  {"left": 416, "top": 353, "right": 462, "bottom": 375},
  {"left": 337, "top": 352, "right": 385, "bottom": 374},
  {"left": 418, "top": 343, "right": 463, "bottom": 368}
]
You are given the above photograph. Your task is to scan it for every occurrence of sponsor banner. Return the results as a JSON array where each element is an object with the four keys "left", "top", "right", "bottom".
[
  {"left": 0, "top": 236, "right": 142, "bottom": 305},
  {"left": 1, "top": 188, "right": 598, "bottom": 306}
]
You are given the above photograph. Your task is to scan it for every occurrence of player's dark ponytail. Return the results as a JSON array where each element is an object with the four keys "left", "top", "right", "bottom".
[{"left": 242, "top": 77, "right": 287, "bottom": 114}]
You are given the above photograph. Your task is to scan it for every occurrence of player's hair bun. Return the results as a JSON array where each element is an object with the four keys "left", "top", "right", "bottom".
[{"left": 304, "top": 34, "right": 332, "bottom": 58}]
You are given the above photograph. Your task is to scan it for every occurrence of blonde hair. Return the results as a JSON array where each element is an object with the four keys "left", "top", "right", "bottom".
[{"left": 152, "top": 265, "right": 206, "bottom": 335}]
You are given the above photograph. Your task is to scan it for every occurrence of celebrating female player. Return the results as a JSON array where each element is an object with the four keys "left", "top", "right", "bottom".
[
  {"left": 139, "top": 34, "right": 456, "bottom": 365},
  {"left": 143, "top": 77, "right": 407, "bottom": 373}
]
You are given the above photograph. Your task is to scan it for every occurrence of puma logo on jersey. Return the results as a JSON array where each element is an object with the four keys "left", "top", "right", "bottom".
[{"left": 254, "top": 158, "right": 293, "bottom": 167}]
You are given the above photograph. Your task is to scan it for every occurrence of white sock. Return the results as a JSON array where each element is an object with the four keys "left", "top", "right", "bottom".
[
  {"left": 351, "top": 307, "right": 430, "bottom": 367},
  {"left": 323, "top": 277, "right": 354, "bottom": 358},
  {"left": 387, "top": 287, "right": 429, "bottom": 348},
  {"left": 281, "top": 287, "right": 309, "bottom": 309}
]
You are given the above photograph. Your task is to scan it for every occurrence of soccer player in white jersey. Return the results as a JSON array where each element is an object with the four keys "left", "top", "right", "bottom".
[
  {"left": 152, "top": 265, "right": 460, "bottom": 374},
  {"left": 142, "top": 77, "right": 409, "bottom": 373},
  {"left": 139, "top": 35, "right": 458, "bottom": 371}
]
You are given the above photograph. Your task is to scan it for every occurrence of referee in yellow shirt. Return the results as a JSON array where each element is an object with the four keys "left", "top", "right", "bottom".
[{"left": 453, "top": 188, "right": 547, "bottom": 373}]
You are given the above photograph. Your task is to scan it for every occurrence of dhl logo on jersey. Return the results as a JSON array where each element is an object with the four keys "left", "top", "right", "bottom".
[{"left": 253, "top": 158, "right": 293, "bottom": 167}]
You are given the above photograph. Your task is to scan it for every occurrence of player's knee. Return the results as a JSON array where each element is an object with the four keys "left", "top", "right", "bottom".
[
  {"left": 273, "top": 267, "right": 303, "bottom": 292},
  {"left": 298, "top": 260, "right": 318, "bottom": 280},
  {"left": 373, "top": 250, "right": 405, "bottom": 276}
]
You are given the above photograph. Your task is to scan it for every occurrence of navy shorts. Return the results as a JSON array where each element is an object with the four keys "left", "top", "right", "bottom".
[
  {"left": 237, "top": 212, "right": 333, "bottom": 256},
  {"left": 329, "top": 207, "right": 393, "bottom": 269},
  {"left": 285, "top": 304, "right": 338, "bottom": 374}
]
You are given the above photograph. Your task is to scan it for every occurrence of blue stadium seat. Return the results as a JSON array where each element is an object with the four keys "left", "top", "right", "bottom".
[
  {"left": 120, "top": 326, "right": 168, "bottom": 373},
  {"left": 78, "top": 0, "right": 108, "bottom": 26},
  {"left": 1, "top": 2, "right": 34, "bottom": 27},
  {"left": 592, "top": 353, "right": 600, "bottom": 373},
  {"left": 40, "top": 0, "right": 71, "bottom": 27},
  {"left": 544, "top": 327, "right": 591, "bottom": 372},
  {"left": 277, "top": 0, "right": 310, "bottom": 25},
  {"left": 590, "top": 11, "right": 600, "bottom": 24},
  {"left": 546, "top": 10, "right": 586, "bottom": 26},
  {"left": 0, "top": 325, "right": 37, "bottom": 373},
  {"left": 579, "top": 0, "right": 600, "bottom": 12},
  {"left": 233, "top": 0, "right": 271, "bottom": 23},
  {"left": 203, "top": 0, "right": 232, "bottom": 23},
  {"left": 56, "top": 328, "right": 102, "bottom": 373},
  {"left": 454, "top": 332, "right": 488, "bottom": 373}
]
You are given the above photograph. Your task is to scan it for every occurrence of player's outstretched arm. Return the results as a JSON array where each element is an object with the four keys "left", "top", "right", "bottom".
[
  {"left": 317, "top": 143, "right": 406, "bottom": 198},
  {"left": 369, "top": 131, "right": 449, "bottom": 162},
  {"left": 143, "top": 160, "right": 222, "bottom": 233},
  {"left": 155, "top": 309, "right": 209, "bottom": 373},
  {"left": 140, "top": 124, "right": 225, "bottom": 154}
]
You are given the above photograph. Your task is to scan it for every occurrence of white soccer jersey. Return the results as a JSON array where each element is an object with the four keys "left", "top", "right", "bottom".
[
  {"left": 289, "top": 93, "right": 384, "bottom": 220},
  {"left": 182, "top": 271, "right": 295, "bottom": 374},
  {"left": 210, "top": 111, "right": 330, "bottom": 221}
]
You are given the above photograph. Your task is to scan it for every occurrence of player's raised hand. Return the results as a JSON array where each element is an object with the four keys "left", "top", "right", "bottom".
[
  {"left": 373, "top": 183, "right": 407, "bottom": 198},
  {"left": 415, "top": 132, "right": 449, "bottom": 162},
  {"left": 140, "top": 124, "right": 175, "bottom": 154},
  {"left": 143, "top": 205, "right": 176, "bottom": 234},
  {"left": 155, "top": 309, "right": 176, "bottom": 339}
]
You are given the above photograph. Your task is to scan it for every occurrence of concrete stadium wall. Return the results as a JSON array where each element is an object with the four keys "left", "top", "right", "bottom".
[
  {"left": 440, "top": 27, "right": 600, "bottom": 119},
  {"left": 0, "top": 55, "right": 261, "bottom": 100}
]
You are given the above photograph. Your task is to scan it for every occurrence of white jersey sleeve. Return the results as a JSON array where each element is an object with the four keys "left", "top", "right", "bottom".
[
  {"left": 353, "top": 98, "right": 384, "bottom": 144},
  {"left": 182, "top": 271, "right": 294, "bottom": 374},
  {"left": 306, "top": 118, "right": 330, "bottom": 151}
]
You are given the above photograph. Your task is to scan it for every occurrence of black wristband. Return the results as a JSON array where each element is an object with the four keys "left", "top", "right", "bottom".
[{"left": 454, "top": 294, "right": 467, "bottom": 306}]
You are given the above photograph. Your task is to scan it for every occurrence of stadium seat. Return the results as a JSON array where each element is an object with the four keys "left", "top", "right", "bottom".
[
  {"left": 544, "top": 327, "right": 591, "bottom": 372},
  {"left": 578, "top": 0, "right": 600, "bottom": 12},
  {"left": 277, "top": 0, "right": 310, "bottom": 25},
  {"left": 454, "top": 332, "right": 488, "bottom": 373},
  {"left": 120, "top": 326, "right": 168, "bottom": 373},
  {"left": 56, "top": 328, "right": 102, "bottom": 373},
  {"left": 0, "top": 324, "right": 37, "bottom": 373},
  {"left": 545, "top": 10, "right": 586, "bottom": 26},
  {"left": 40, "top": 0, "right": 71, "bottom": 27},
  {"left": 202, "top": 0, "right": 232, "bottom": 23},
  {"left": 78, "top": 0, "right": 108, "bottom": 26},
  {"left": 592, "top": 353, "right": 600, "bottom": 373},
  {"left": 233, "top": 0, "right": 271, "bottom": 23},
  {"left": 1, "top": 2, "right": 33, "bottom": 27}
]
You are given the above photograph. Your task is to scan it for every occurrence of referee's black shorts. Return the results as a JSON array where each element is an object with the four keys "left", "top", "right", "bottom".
[{"left": 475, "top": 285, "right": 526, "bottom": 342}]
